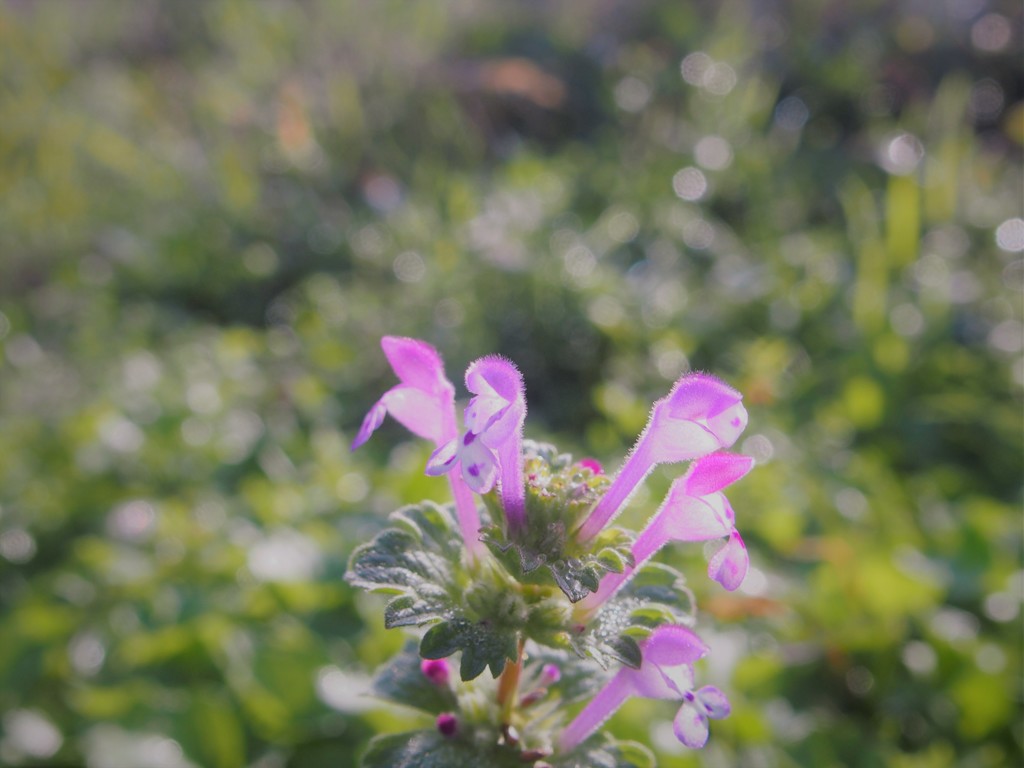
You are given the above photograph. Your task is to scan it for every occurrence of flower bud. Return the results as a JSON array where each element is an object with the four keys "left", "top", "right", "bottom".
[
  {"left": 436, "top": 712, "right": 458, "bottom": 737},
  {"left": 420, "top": 658, "right": 451, "bottom": 686}
]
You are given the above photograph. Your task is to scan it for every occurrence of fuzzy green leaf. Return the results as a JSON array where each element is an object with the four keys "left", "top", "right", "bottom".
[
  {"left": 420, "top": 618, "right": 518, "bottom": 680},
  {"left": 361, "top": 730, "right": 476, "bottom": 768},
  {"left": 551, "top": 735, "right": 656, "bottom": 768},
  {"left": 370, "top": 643, "right": 457, "bottom": 715},
  {"left": 569, "top": 560, "right": 694, "bottom": 669},
  {"left": 345, "top": 502, "right": 465, "bottom": 630}
]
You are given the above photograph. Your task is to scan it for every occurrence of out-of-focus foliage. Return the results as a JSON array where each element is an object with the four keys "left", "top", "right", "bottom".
[{"left": 0, "top": 0, "right": 1020, "bottom": 766}]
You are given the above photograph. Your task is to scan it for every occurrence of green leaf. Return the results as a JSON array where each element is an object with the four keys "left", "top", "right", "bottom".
[
  {"left": 568, "top": 560, "right": 693, "bottom": 669},
  {"left": 361, "top": 730, "right": 475, "bottom": 768},
  {"left": 370, "top": 642, "right": 457, "bottom": 715},
  {"left": 348, "top": 502, "right": 532, "bottom": 681},
  {"left": 551, "top": 735, "right": 656, "bottom": 768},
  {"left": 346, "top": 501, "right": 466, "bottom": 630},
  {"left": 605, "top": 635, "right": 642, "bottom": 669},
  {"left": 420, "top": 618, "right": 518, "bottom": 680}
]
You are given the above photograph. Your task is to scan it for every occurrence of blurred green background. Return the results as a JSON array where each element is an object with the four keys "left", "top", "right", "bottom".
[{"left": 0, "top": 0, "right": 1021, "bottom": 766}]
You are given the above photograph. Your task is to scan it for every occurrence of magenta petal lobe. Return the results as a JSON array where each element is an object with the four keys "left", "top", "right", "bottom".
[
  {"left": 673, "top": 701, "right": 710, "bottom": 748},
  {"left": 708, "top": 529, "right": 749, "bottom": 591},
  {"left": 459, "top": 439, "right": 498, "bottom": 492},
  {"left": 682, "top": 452, "right": 755, "bottom": 497},
  {"left": 381, "top": 336, "right": 450, "bottom": 394},
  {"left": 381, "top": 386, "right": 447, "bottom": 444},
  {"left": 351, "top": 400, "right": 387, "bottom": 450},
  {"left": 425, "top": 440, "right": 459, "bottom": 476},
  {"left": 696, "top": 686, "right": 731, "bottom": 719}
]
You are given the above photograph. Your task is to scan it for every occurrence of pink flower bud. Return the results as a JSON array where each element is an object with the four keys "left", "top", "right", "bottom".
[
  {"left": 436, "top": 712, "right": 458, "bottom": 737},
  {"left": 420, "top": 658, "right": 451, "bottom": 686}
]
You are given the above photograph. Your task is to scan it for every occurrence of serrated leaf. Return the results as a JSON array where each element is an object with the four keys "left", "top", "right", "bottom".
[
  {"left": 420, "top": 618, "right": 518, "bottom": 680},
  {"left": 370, "top": 643, "right": 457, "bottom": 715},
  {"left": 384, "top": 595, "right": 438, "bottom": 628},
  {"left": 361, "top": 730, "right": 476, "bottom": 768},
  {"left": 551, "top": 734, "right": 656, "bottom": 768},
  {"left": 568, "top": 559, "right": 695, "bottom": 670},
  {"left": 345, "top": 502, "right": 465, "bottom": 630},
  {"left": 619, "top": 561, "right": 693, "bottom": 615}
]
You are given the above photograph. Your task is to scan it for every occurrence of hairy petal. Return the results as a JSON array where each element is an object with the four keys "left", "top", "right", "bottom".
[
  {"left": 642, "top": 625, "right": 709, "bottom": 668},
  {"left": 559, "top": 673, "right": 632, "bottom": 753},
  {"left": 576, "top": 373, "right": 747, "bottom": 541},
  {"left": 381, "top": 336, "right": 451, "bottom": 395},
  {"left": 464, "top": 355, "right": 526, "bottom": 446},
  {"left": 681, "top": 453, "right": 755, "bottom": 497},
  {"left": 464, "top": 355, "right": 527, "bottom": 532},
  {"left": 664, "top": 373, "right": 744, "bottom": 428},
  {"left": 657, "top": 487, "right": 734, "bottom": 543}
]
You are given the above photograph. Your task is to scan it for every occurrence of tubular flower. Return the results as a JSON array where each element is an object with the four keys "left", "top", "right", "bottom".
[
  {"left": 576, "top": 373, "right": 747, "bottom": 542},
  {"left": 425, "top": 355, "right": 527, "bottom": 532},
  {"left": 580, "top": 451, "right": 754, "bottom": 615},
  {"left": 351, "top": 336, "right": 455, "bottom": 450},
  {"left": 559, "top": 624, "right": 729, "bottom": 751},
  {"left": 350, "top": 336, "right": 482, "bottom": 557}
]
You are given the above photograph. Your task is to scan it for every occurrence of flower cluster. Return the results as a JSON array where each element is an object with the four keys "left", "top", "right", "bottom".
[{"left": 348, "top": 337, "right": 753, "bottom": 767}]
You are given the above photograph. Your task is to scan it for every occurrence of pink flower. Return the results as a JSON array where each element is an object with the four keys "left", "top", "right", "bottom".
[
  {"left": 580, "top": 452, "right": 754, "bottom": 615},
  {"left": 559, "top": 624, "right": 729, "bottom": 751},
  {"left": 351, "top": 337, "right": 482, "bottom": 558},
  {"left": 351, "top": 337, "right": 456, "bottom": 450},
  {"left": 426, "top": 355, "right": 528, "bottom": 533},
  {"left": 576, "top": 373, "right": 747, "bottom": 542}
]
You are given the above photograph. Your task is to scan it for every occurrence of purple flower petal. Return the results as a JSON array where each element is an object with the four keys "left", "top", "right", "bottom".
[
  {"left": 622, "top": 625, "right": 705, "bottom": 700},
  {"left": 656, "top": 487, "right": 734, "bottom": 543},
  {"left": 351, "top": 399, "right": 387, "bottom": 450},
  {"left": 576, "top": 372, "right": 747, "bottom": 541},
  {"left": 559, "top": 672, "right": 632, "bottom": 752},
  {"left": 464, "top": 355, "right": 525, "bottom": 446},
  {"left": 459, "top": 435, "right": 498, "bottom": 493},
  {"left": 696, "top": 686, "right": 731, "bottom": 719},
  {"left": 707, "top": 529, "right": 749, "bottom": 591},
  {"left": 425, "top": 439, "right": 459, "bottom": 476},
  {"left": 673, "top": 700, "right": 710, "bottom": 748},
  {"left": 642, "top": 625, "right": 709, "bottom": 667},
  {"left": 381, "top": 386, "right": 448, "bottom": 445},
  {"left": 681, "top": 453, "right": 755, "bottom": 497},
  {"left": 381, "top": 336, "right": 451, "bottom": 394},
  {"left": 463, "top": 355, "right": 527, "bottom": 531},
  {"left": 664, "top": 373, "right": 744, "bottom": 427}
]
